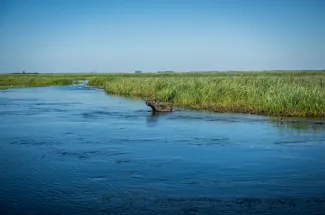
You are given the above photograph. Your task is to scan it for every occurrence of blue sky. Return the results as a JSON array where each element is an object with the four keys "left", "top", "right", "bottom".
[{"left": 0, "top": 0, "right": 324, "bottom": 73}]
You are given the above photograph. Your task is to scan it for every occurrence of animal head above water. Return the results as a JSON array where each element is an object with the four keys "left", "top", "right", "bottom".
[
  {"left": 145, "top": 99, "right": 159, "bottom": 107},
  {"left": 145, "top": 99, "right": 174, "bottom": 112}
]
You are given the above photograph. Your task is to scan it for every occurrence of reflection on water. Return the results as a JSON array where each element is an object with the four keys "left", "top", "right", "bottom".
[
  {"left": 146, "top": 111, "right": 173, "bottom": 127},
  {"left": 269, "top": 116, "right": 325, "bottom": 134},
  {"left": 146, "top": 111, "right": 160, "bottom": 126},
  {"left": 0, "top": 84, "right": 325, "bottom": 215}
]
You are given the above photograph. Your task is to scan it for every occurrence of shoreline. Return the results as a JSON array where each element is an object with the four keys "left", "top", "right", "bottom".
[
  {"left": 87, "top": 85, "right": 325, "bottom": 118},
  {"left": 1, "top": 82, "right": 325, "bottom": 125},
  {"left": 86, "top": 84, "right": 325, "bottom": 124},
  {"left": 1, "top": 71, "right": 324, "bottom": 118},
  {"left": 86, "top": 72, "right": 325, "bottom": 118}
]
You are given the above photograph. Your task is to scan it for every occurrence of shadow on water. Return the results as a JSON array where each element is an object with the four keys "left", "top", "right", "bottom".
[
  {"left": 269, "top": 116, "right": 325, "bottom": 134},
  {"left": 152, "top": 108, "right": 325, "bottom": 134}
]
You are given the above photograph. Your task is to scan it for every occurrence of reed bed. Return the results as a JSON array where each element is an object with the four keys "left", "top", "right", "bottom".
[
  {"left": 88, "top": 71, "right": 325, "bottom": 117},
  {"left": 1, "top": 71, "right": 324, "bottom": 117}
]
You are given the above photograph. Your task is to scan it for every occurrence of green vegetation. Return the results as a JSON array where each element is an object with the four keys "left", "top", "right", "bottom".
[
  {"left": 1, "top": 71, "right": 325, "bottom": 117},
  {"left": 0, "top": 73, "right": 94, "bottom": 89},
  {"left": 0, "top": 86, "right": 9, "bottom": 90},
  {"left": 87, "top": 71, "right": 325, "bottom": 117}
]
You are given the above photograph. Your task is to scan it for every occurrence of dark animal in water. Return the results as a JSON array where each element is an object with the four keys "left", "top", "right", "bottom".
[{"left": 145, "top": 99, "right": 174, "bottom": 112}]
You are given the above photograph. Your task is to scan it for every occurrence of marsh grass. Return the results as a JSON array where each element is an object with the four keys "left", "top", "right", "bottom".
[
  {"left": 88, "top": 71, "right": 325, "bottom": 117},
  {"left": 0, "top": 74, "right": 89, "bottom": 89},
  {"left": 0, "top": 86, "right": 9, "bottom": 90},
  {"left": 2, "top": 71, "right": 325, "bottom": 117}
]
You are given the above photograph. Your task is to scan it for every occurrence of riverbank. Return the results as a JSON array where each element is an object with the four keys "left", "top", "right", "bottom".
[
  {"left": 1, "top": 71, "right": 325, "bottom": 117},
  {"left": 87, "top": 71, "right": 325, "bottom": 117},
  {"left": 0, "top": 74, "right": 82, "bottom": 89}
]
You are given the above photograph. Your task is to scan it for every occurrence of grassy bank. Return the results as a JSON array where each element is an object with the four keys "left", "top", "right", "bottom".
[
  {"left": 0, "top": 73, "right": 94, "bottom": 89},
  {"left": 1, "top": 71, "right": 324, "bottom": 117},
  {"left": 88, "top": 71, "right": 325, "bottom": 117}
]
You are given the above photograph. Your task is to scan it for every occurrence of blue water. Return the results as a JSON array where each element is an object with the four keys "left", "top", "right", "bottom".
[{"left": 0, "top": 84, "right": 325, "bottom": 215}]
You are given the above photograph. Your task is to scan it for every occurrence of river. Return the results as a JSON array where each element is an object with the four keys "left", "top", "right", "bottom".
[{"left": 1, "top": 84, "right": 325, "bottom": 214}]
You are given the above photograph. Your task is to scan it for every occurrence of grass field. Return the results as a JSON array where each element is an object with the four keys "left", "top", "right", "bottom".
[
  {"left": 87, "top": 71, "right": 325, "bottom": 117},
  {"left": 1, "top": 71, "right": 325, "bottom": 117}
]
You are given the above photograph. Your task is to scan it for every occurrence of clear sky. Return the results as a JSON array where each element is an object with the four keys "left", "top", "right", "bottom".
[{"left": 0, "top": 0, "right": 324, "bottom": 73}]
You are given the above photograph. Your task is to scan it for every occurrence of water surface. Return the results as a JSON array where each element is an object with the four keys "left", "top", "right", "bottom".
[{"left": 1, "top": 84, "right": 325, "bottom": 214}]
